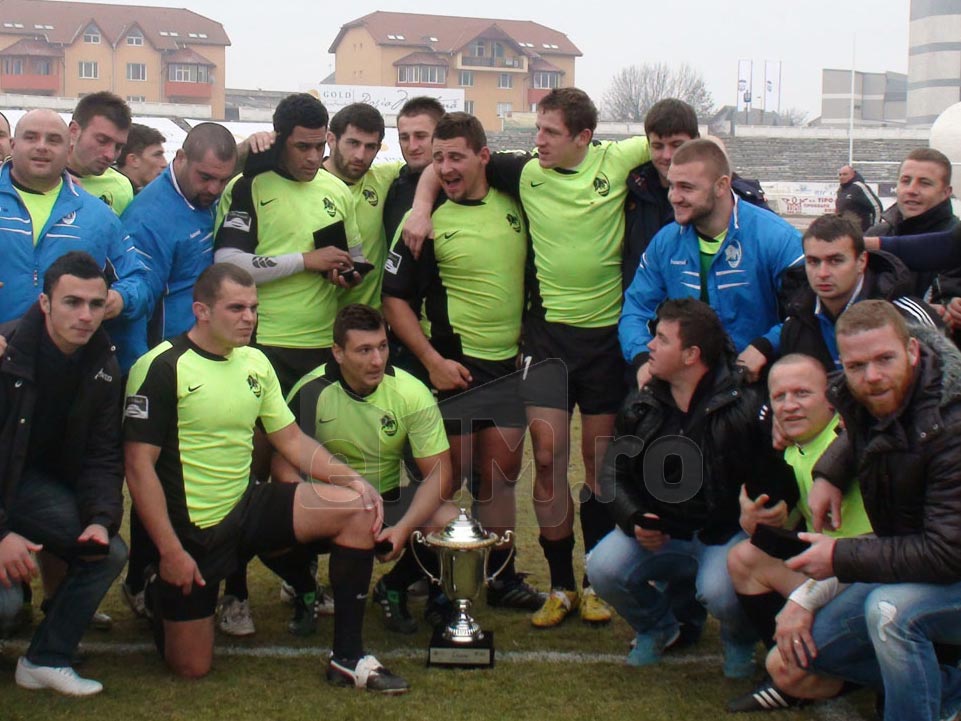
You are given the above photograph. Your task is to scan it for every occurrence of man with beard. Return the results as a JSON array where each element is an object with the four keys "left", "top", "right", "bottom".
[{"left": 620, "top": 139, "right": 803, "bottom": 386}]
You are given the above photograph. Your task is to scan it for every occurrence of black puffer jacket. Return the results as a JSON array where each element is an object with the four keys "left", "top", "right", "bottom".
[
  {"left": 780, "top": 250, "right": 940, "bottom": 371},
  {"left": 0, "top": 304, "right": 124, "bottom": 539},
  {"left": 601, "top": 357, "right": 798, "bottom": 545},
  {"left": 815, "top": 326, "right": 961, "bottom": 583}
]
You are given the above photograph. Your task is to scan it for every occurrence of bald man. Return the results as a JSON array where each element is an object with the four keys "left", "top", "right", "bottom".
[{"left": 835, "top": 165, "right": 882, "bottom": 232}]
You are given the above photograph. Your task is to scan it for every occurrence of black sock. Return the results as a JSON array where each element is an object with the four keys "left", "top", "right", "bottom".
[
  {"left": 539, "top": 534, "right": 576, "bottom": 591},
  {"left": 329, "top": 545, "right": 374, "bottom": 661},
  {"left": 224, "top": 564, "right": 249, "bottom": 601},
  {"left": 579, "top": 486, "right": 614, "bottom": 587},
  {"left": 489, "top": 547, "right": 517, "bottom": 581},
  {"left": 380, "top": 548, "right": 424, "bottom": 592},
  {"left": 259, "top": 547, "right": 317, "bottom": 596},
  {"left": 125, "top": 512, "right": 159, "bottom": 593},
  {"left": 735, "top": 591, "right": 785, "bottom": 650}
]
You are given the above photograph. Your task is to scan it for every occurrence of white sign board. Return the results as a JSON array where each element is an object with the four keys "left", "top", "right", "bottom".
[{"left": 300, "top": 84, "right": 464, "bottom": 115}]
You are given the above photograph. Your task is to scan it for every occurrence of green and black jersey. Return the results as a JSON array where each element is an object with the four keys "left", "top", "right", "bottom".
[
  {"left": 124, "top": 335, "right": 294, "bottom": 531},
  {"left": 333, "top": 161, "right": 403, "bottom": 309},
  {"left": 214, "top": 170, "right": 361, "bottom": 348},
  {"left": 78, "top": 167, "right": 134, "bottom": 216},
  {"left": 382, "top": 190, "right": 527, "bottom": 361},
  {"left": 487, "top": 138, "right": 649, "bottom": 328},
  {"left": 287, "top": 362, "right": 448, "bottom": 494}
]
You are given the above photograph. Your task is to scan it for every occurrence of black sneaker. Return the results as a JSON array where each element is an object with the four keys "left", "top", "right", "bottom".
[
  {"left": 487, "top": 572, "right": 546, "bottom": 611},
  {"left": 726, "top": 678, "right": 807, "bottom": 713},
  {"left": 372, "top": 579, "right": 417, "bottom": 634},
  {"left": 287, "top": 592, "right": 318, "bottom": 637},
  {"left": 327, "top": 654, "right": 409, "bottom": 694},
  {"left": 424, "top": 593, "right": 452, "bottom": 629}
]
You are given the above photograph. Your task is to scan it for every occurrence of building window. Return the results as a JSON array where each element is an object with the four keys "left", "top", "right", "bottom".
[
  {"left": 126, "top": 30, "right": 144, "bottom": 46},
  {"left": 498, "top": 73, "right": 513, "bottom": 89},
  {"left": 2, "top": 59, "right": 24, "bottom": 75},
  {"left": 79, "top": 61, "right": 99, "bottom": 79},
  {"left": 36, "top": 59, "right": 52, "bottom": 75},
  {"left": 534, "top": 72, "right": 560, "bottom": 89},
  {"left": 497, "top": 102, "right": 513, "bottom": 117},
  {"left": 168, "top": 64, "right": 209, "bottom": 83},
  {"left": 83, "top": 24, "right": 100, "bottom": 44},
  {"left": 470, "top": 40, "right": 485, "bottom": 57},
  {"left": 493, "top": 42, "right": 505, "bottom": 58},
  {"left": 459, "top": 70, "right": 473, "bottom": 87},
  {"left": 397, "top": 65, "right": 446, "bottom": 85},
  {"left": 127, "top": 95, "right": 146, "bottom": 103},
  {"left": 464, "top": 100, "right": 475, "bottom": 115},
  {"left": 127, "top": 63, "right": 146, "bottom": 81}
]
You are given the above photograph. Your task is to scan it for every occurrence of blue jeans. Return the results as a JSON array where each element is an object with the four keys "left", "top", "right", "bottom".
[
  {"left": 588, "top": 527, "right": 755, "bottom": 645},
  {"left": 3, "top": 469, "right": 127, "bottom": 667},
  {"left": 810, "top": 581, "right": 961, "bottom": 721}
]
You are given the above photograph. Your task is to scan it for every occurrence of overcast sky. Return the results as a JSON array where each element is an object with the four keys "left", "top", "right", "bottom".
[{"left": 100, "top": 0, "right": 909, "bottom": 119}]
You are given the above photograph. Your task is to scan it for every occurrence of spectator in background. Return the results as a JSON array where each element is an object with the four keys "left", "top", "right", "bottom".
[
  {"left": 835, "top": 164, "right": 882, "bottom": 232},
  {"left": 117, "top": 123, "right": 168, "bottom": 194}
]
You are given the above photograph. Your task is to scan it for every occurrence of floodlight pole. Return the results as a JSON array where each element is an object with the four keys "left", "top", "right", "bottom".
[{"left": 848, "top": 35, "right": 856, "bottom": 165}]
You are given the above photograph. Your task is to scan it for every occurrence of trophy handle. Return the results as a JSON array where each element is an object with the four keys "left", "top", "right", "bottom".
[
  {"left": 484, "top": 530, "right": 515, "bottom": 583},
  {"left": 408, "top": 531, "right": 442, "bottom": 585}
]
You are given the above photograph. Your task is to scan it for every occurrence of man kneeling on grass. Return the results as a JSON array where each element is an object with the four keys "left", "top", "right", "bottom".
[{"left": 123, "top": 264, "right": 407, "bottom": 693}]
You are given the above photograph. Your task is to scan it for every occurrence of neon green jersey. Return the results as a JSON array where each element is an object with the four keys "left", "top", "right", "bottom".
[{"left": 78, "top": 167, "right": 134, "bottom": 216}]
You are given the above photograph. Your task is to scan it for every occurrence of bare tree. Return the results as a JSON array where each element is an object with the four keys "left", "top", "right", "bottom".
[
  {"left": 602, "top": 63, "right": 715, "bottom": 122},
  {"left": 778, "top": 106, "right": 810, "bottom": 127}
]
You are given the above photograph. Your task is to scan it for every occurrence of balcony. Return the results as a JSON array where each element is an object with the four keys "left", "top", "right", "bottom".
[
  {"left": 164, "top": 80, "right": 212, "bottom": 100},
  {"left": 0, "top": 72, "right": 59, "bottom": 94},
  {"left": 460, "top": 55, "right": 526, "bottom": 71}
]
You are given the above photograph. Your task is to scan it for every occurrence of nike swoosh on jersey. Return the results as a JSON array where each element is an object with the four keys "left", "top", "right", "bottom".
[
  {"left": 188, "top": 384, "right": 204, "bottom": 392},
  {"left": 259, "top": 198, "right": 277, "bottom": 206},
  {"left": 530, "top": 181, "right": 545, "bottom": 187}
]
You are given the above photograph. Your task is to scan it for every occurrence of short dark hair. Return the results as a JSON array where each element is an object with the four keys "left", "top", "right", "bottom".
[
  {"left": 903, "top": 147, "right": 952, "bottom": 185},
  {"left": 836, "top": 299, "right": 910, "bottom": 347},
  {"left": 802, "top": 214, "right": 865, "bottom": 255},
  {"left": 537, "top": 87, "right": 598, "bottom": 138},
  {"left": 433, "top": 112, "right": 487, "bottom": 153},
  {"left": 333, "top": 304, "right": 387, "bottom": 348},
  {"left": 655, "top": 298, "right": 726, "bottom": 368},
  {"left": 329, "top": 103, "right": 385, "bottom": 142},
  {"left": 644, "top": 98, "right": 699, "bottom": 140},
  {"left": 43, "top": 251, "right": 108, "bottom": 295},
  {"left": 183, "top": 122, "right": 237, "bottom": 163},
  {"left": 117, "top": 123, "right": 166, "bottom": 168},
  {"left": 72, "top": 91, "right": 132, "bottom": 131},
  {"left": 273, "top": 93, "right": 329, "bottom": 141},
  {"left": 193, "top": 263, "right": 255, "bottom": 305},
  {"left": 672, "top": 138, "right": 731, "bottom": 179},
  {"left": 398, "top": 96, "right": 445, "bottom": 122}
]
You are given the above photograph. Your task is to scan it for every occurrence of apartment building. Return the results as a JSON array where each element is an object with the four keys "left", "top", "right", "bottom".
[
  {"left": 329, "top": 11, "right": 580, "bottom": 130},
  {"left": 0, "top": 0, "right": 229, "bottom": 118}
]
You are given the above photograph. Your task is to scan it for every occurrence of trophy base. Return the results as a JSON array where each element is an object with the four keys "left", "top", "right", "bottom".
[{"left": 427, "top": 627, "right": 495, "bottom": 668}]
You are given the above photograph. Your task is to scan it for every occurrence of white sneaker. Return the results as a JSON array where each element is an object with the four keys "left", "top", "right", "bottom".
[
  {"left": 216, "top": 595, "right": 255, "bottom": 637},
  {"left": 120, "top": 582, "right": 147, "bottom": 619},
  {"left": 15, "top": 657, "right": 103, "bottom": 696}
]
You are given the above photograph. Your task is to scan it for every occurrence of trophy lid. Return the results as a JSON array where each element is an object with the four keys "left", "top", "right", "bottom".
[{"left": 425, "top": 508, "right": 498, "bottom": 549}]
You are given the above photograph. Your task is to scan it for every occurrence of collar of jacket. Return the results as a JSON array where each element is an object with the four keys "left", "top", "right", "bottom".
[
  {"left": 889, "top": 198, "right": 957, "bottom": 236},
  {"left": 636, "top": 357, "right": 744, "bottom": 419},
  {"left": 627, "top": 161, "right": 669, "bottom": 204},
  {"left": 1, "top": 303, "right": 115, "bottom": 383}
]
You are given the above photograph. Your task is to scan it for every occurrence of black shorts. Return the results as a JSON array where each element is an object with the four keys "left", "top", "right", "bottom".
[
  {"left": 382, "top": 483, "right": 419, "bottom": 528},
  {"left": 518, "top": 318, "right": 626, "bottom": 415},
  {"left": 255, "top": 344, "right": 333, "bottom": 396},
  {"left": 437, "top": 356, "right": 527, "bottom": 435},
  {"left": 157, "top": 482, "right": 299, "bottom": 622}
]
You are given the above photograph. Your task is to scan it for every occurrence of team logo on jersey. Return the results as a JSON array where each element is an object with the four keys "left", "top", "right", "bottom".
[
  {"left": 362, "top": 188, "right": 379, "bottom": 207},
  {"left": 124, "top": 395, "right": 149, "bottom": 419},
  {"left": 323, "top": 198, "right": 337, "bottom": 217},
  {"left": 247, "top": 374, "right": 262, "bottom": 398},
  {"left": 380, "top": 412, "right": 398, "bottom": 437},
  {"left": 385, "top": 250, "right": 403, "bottom": 275},
  {"left": 593, "top": 173, "right": 611, "bottom": 197},
  {"left": 725, "top": 240, "right": 743, "bottom": 269},
  {"left": 100, "top": 193, "right": 113, "bottom": 207},
  {"left": 506, "top": 212, "right": 522, "bottom": 233},
  {"left": 223, "top": 211, "right": 252, "bottom": 232},
  {"left": 62, "top": 211, "right": 77, "bottom": 225}
]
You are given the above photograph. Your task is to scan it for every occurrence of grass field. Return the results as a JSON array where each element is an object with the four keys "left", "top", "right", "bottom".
[{"left": 0, "top": 416, "right": 876, "bottom": 721}]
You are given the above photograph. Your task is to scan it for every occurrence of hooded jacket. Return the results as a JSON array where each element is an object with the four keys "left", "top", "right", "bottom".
[
  {"left": 836, "top": 171, "right": 882, "bottom": 232},
  {"left": 0, "top": 304, "right": 124, "bottom": 540},
  {"left": 780, "top": 250, "right": 940, "bottom": 371},
  {"left": 601, "top": 355, "right": 798, "bottom": 545},
  {"left": 814, "top": 326, "right": 961, "bottom": 584}
]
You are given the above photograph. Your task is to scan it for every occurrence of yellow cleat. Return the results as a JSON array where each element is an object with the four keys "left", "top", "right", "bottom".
[
  {"left": 531, "top": 589, "right": 579, "bottom": 628},
  {"left": 579, "top": 587, "right": 613, "bottom": 625}
]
